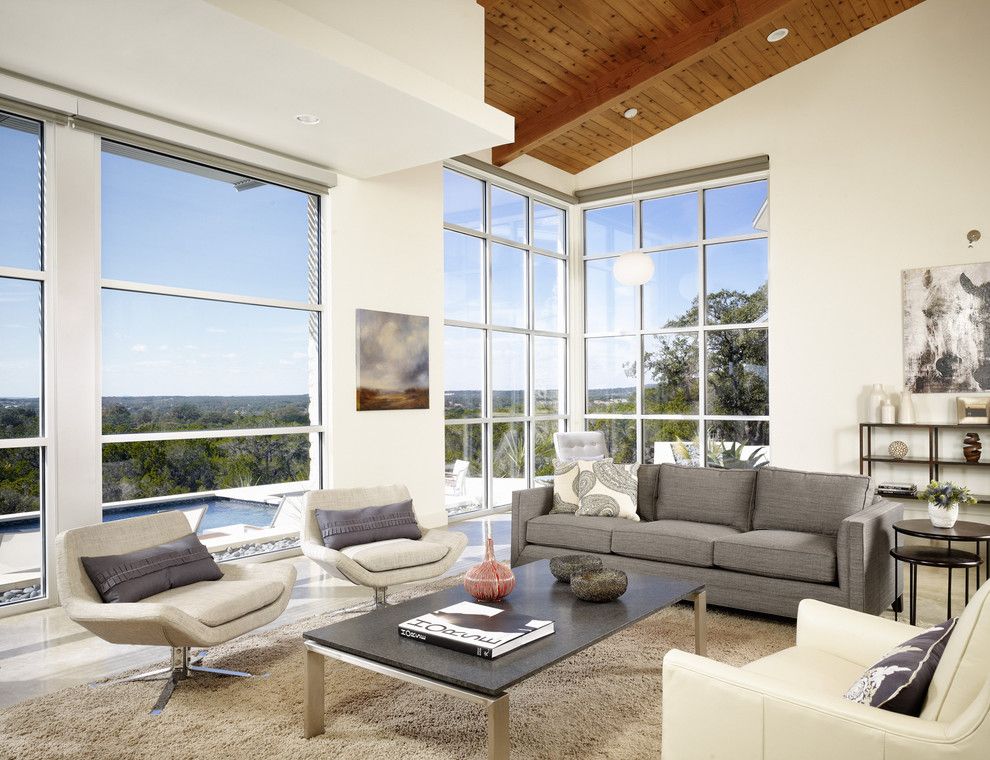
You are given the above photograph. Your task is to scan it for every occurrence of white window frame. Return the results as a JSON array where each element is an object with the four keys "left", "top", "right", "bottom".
[
  {"left": 97, "top": 140, "right": 327, "bottom": 510},
  {"left": 443, "top": 162, "right": 570, "bottom": 514},
  {"left": 581, "top": 170, "right": 770, "bottom": 465}
]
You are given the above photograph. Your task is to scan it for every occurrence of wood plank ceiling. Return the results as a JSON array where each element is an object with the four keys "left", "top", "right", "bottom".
[{"left": 482, "top": 0, "right": 925, "bottom": 173}]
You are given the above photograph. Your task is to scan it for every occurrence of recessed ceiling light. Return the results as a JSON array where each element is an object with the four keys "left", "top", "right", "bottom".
[
  {"left": 295, "top": 113, "right": 320, "bottom": 125},
  {"left": 623, "top": 107, "right": 638, "bottom": 119},
  {"left": 767, "top": 28, "right": 789, "bottom": 43}
]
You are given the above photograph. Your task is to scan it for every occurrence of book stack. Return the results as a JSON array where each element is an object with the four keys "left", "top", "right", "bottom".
[
  {"left": 398, "top": 601, "right": 554, "bottom": 659},
  {"left": 877, "top": 482, "right": 918, "bottom": 498}
]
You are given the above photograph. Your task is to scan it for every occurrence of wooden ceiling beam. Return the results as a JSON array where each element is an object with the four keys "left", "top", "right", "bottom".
[{"left": 491, "top": 0, "right": 798, "bottom": 166}]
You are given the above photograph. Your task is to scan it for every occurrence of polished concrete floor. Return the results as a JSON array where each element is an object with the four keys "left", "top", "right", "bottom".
[
  {"left": 0, "top": 513, "right": 511, "bottom": 709},
  {"left": 0, "top": 512, "right": 980, "bottom": 711}
]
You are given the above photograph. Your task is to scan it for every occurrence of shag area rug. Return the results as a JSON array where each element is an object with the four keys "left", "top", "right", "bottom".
[{"left": 0, "top": 577, "right": 794, "bottom": 759}]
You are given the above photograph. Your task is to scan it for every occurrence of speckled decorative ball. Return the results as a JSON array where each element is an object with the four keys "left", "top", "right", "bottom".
[
  {"left": 888, "top": 440, "right": 908, "bottom": 460},
  {"left": 570, "top": 569, "right": 628, "bottom": 602},
  {"left": 549, "top": 554, "right": 603, "bottom": 583}
]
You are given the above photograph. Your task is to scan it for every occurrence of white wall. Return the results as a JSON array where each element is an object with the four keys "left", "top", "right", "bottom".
[
  {"left": 571, "top": 0, "right": 990, "bottom": 482},
  {"left": 327, "top": 165, "right": 448, "bottom": 528}
]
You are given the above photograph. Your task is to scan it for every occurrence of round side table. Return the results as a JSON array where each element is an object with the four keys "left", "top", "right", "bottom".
[
  {"left": 890, "top": 545, "right": 982, "bottom": 625},
  {"left": 894, "top": 519, "right": 990, "bottom": 585}
]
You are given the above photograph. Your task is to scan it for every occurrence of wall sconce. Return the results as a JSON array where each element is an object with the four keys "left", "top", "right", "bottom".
[{"left": 968, "top": 230, "right": 982, "bottom": 248}]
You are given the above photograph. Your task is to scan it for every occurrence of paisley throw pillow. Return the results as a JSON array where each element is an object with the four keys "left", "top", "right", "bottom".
[
  {"left": 575, "top": 461, "right": 640, "bottom": 521},
  {"left": 551, "top": 459, "right": 603, "bottom": 514}
]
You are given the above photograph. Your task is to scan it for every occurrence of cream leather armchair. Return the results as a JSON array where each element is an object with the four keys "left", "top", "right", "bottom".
[
  {"left": 56, "top": 512, "right": 296, "bottom": 715},
  {"left": 662, "top": 580, "right": 990, "bottom": 759},
  {"left": 302, "top": 484, "right": 467, "bottom": 606}
]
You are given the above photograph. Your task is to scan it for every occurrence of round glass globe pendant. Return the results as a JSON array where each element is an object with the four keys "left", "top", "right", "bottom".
[
  {"left": 612, "top": 106, "right": 654, "bottom": 287},
  {"left": 613, "top": 250, "right": 655, "bottom": 286}
]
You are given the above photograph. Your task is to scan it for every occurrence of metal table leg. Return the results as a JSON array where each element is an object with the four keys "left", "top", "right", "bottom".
[
  {"left": 909, "top": 563, "right": 917, "bottom": 627},
  {"left": 691, "top": 590, "right": 707, "bottom": 657},
  {"left": 304, "top": 646, "right": 326, "bottom": 738},
  {"left": 487, "top": 694, "right": 510, "bottom": 760},
  {"left": 948, "top": 566, "right": 953, "bottom": 620}
]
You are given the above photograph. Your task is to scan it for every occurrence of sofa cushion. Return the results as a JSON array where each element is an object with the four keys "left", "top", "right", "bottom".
[
  {"left": 576, "top": 461, "right": 640, "bottom": 521},
  {"left": 714, "top": 530, "right": 837, "bottom": 584},
  {"left": 637, "top": 464, "right": 661, "bottom": 521},
  {"left": 744, "top": 646, "right": 866, "bottom": 696},
  {"left": 142, "top": 578, "right": 283, "bottom": 627},
  {"left": 526, "top": 514, "right": 616, "bottom": 554},
  {"left": 753, "top": 467, "right": 871, "bottom": 535},
  {"left": 81, "top": 533, "right": 223, "bottom": 604},
  {"left": 657, "top": 464, "right": 756, "bottom": 532},
  {"left": 340, "top": 538, "right": 448, "bottom": 573},
  {"left": 611, "top": 520, "right": 742, "bottom": 568}
]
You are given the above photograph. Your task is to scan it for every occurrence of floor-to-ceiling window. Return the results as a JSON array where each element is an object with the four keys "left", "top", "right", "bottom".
[
  {"left": 0, "top": 111, "right": 47, "bottom": 607},
  {"left": 443, "top": 166, "right": 568, "bottom": 515},
  {"left": 99, "top": 142, "right": 323, "bottom": 552},
  {"left": 583, "top": 177, "right": 769, "bottom": 467}
]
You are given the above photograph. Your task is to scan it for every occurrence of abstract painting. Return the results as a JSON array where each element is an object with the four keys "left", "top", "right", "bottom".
[
  {"left": 903, "top": 261, "right": 990, "bottom": 392},
  {"left": 356, "top": 309, "right": 429, "bottom": 410}
]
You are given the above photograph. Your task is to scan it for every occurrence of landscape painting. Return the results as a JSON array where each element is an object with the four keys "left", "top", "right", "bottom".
[
  {"left": 356, "top": 309, "right": 429, "bottom": 411},
  {"left": 903, "top": 261, "right": 990, "bottom": 392}
]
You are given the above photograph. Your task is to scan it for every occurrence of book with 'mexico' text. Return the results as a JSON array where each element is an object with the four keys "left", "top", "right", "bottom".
[{"left": 398, "top": 601, "right": 554, "bottom": 659}]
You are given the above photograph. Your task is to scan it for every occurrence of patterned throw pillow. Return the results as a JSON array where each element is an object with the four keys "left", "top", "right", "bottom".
[
  {"left": 844, "top": 618, "right": 957, "bottom": 716},
  {"left": 551, "top": 459, "right": 601, "bottom": 514},
  {"left": 576, "top": 461, "right": 640, "bottom": 521}
]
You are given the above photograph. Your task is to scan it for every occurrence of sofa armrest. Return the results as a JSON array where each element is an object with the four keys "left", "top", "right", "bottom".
[
  {"left": 839, "top": 497, "right": 902, "bottom": 613},
  {"left": 796, "top": 598, "right": 924, "bottom": 667},
  {"left": 661, "top": 649, "right": 955, "bottom": 760},
  {"left": 511, "top": 486, "right": 552, "bottom": 566}
]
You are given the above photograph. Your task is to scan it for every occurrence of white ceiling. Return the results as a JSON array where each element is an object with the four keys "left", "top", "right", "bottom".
[{"left": 0, "top": 0, "right": 513, "bottom": 178}]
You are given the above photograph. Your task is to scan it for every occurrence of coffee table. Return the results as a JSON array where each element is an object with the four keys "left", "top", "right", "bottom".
[{"left": 302, "top": 559, "right": 706, "bottom": 759}]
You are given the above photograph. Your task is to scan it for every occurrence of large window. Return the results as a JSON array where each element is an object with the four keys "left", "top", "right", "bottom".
[
  {"left": 443, "top": 167, "right": 568, "bottom": 515},
  {"left": 100, "top": 143, "right": 323, "bottom": 551},
  {"left": 584, "top": 178, "right": 769, "bottom": 468},
  {"left": 0, "top": 111, "right": 47, "bottom": 607}
]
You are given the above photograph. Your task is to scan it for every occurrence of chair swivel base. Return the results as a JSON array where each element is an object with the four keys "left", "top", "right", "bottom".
[{"left": 94, "top": 646, "right": 264, "bottom": 716}]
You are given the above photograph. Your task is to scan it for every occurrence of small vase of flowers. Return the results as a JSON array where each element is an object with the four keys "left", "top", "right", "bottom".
[{"left": 916, "top": 481, "right": 977, "bottom": 528}]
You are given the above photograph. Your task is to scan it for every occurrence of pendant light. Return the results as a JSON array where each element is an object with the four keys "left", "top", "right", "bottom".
[{"left": 612, "top": 107, "right": 655, "bottom": 287}]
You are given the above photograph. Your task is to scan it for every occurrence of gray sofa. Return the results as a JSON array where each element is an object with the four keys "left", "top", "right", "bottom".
[{"left": 511, "top": 464, "right": 902, "bottom": 618}]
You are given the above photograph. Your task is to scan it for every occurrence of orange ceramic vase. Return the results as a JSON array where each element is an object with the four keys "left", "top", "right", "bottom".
[{"left": 463, "top": 537, "right": 516, "bottom": 602}]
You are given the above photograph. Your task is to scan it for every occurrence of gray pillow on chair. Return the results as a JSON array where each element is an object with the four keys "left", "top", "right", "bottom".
[
  {"left": 316, "top": 499, "right": 422, "bottom": 550},
  {"left": 81, "top": 533, "right": 223, "bottom": 603}
]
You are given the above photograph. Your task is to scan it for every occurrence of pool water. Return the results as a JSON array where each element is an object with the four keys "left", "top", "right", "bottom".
[
  {"left": 104, "top": 496, "right": 279, "bottom": 531},
  {"left": 1, "top": 496, "right": 279, "bottom": 535}
]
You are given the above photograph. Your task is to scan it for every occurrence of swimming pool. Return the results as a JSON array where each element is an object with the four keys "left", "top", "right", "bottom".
[{"left": 0, "top": 496, "right": 279, "bottom": 535}]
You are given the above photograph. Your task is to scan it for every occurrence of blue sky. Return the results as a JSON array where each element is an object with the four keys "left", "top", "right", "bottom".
[{"left": 0, "top": 125, "right": 319, "bottom": 399}]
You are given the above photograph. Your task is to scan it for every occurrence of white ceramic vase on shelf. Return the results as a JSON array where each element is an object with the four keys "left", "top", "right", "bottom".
[
  {"left": 929, "top": 501, "right": 959, "bottom": 529},
  {"left": 868, "top": 384, "right": 885, "bottom": 423},
  {"left": 899, "top": 389, "right": 916, "bottom": 424},
  {"left": 881, "top": 399, "right": 896, "bottom": 424}
]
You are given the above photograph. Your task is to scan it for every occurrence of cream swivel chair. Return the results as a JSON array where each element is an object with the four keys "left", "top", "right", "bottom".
[
  {"left": 552, "top": 430, "right": 608, "bottom": 462},
  {"left": 56, "top": 512, "right": 296, "bottom": 715},
  {"left": 661, "top": 579, "right": 990, "bottom": 759},
  {"left": 302, "top": 484, "right": 468, "bottom": 606}
]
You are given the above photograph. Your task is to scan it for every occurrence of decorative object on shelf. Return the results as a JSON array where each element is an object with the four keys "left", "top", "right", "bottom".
[
  {"left": 570, "top": 568, "right": 628, "bottom": 603},
  {"left": 355, "top": 309, "right": 429, "bottom": 411},
  {"left": 888, "top": 440, "right": 909, "bottom": 460},
  {"left": 898, "top": 389, "right": 916, "bottom": 423},
  {"left": 463, "top": 534, "right": 516, "bottom": 602},
  {"left": 549, "top": 554, "right": 603, "bottom": 583},
  {"left": 963, "top": 432, "right": 982, "bottom": 463},
  {"left": 917, "top": 480, "right": 978, "bottom": 529},
  {"left": 868, "top": 384, "right": 886, "bottom": 423},
  {"left": 968, "top": 229, "right": 982, "bottom": 248},
  {"left": 881, "top": 399, "right": 896, "bottom": 424},
  {"left": 956, "top": 397, "right": 990, "bottom": 425},
  {"left": 903, "top": 261, "right": 990, "bottom": 392},
  {"left": 611, "top": 108, "right": 655, "bottom": 287}
]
